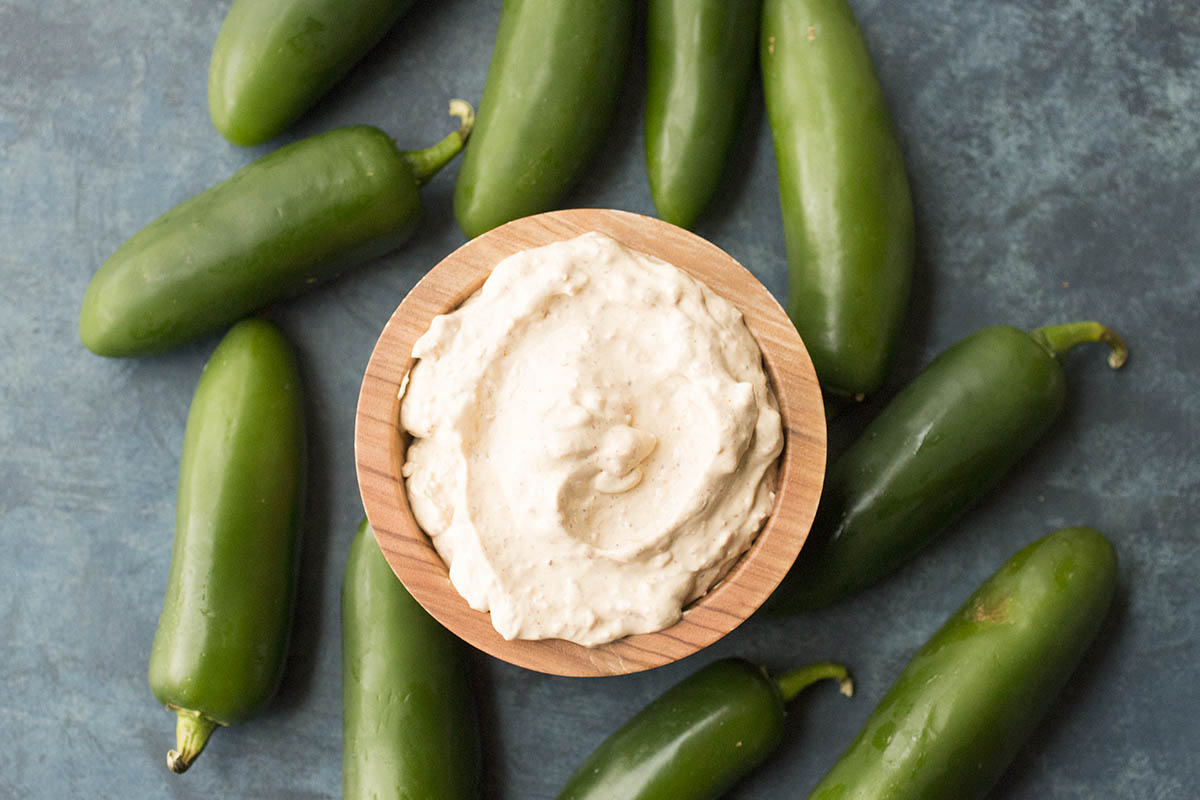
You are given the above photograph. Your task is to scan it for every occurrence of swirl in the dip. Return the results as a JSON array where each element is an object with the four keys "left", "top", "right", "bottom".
[{"left": 400, "top": 232, "right": 783, "bottom": 647}]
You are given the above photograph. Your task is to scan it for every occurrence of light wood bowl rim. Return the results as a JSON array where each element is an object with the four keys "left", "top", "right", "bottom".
[{"left": 354, "top": 208, "right": 826, "bottom": 676}]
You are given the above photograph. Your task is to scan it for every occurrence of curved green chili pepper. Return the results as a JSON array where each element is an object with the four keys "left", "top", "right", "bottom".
[
  {"left": 209, "top": 0, "right": 417, "bottom": 146},
  {"left": 761, "top": 0, "right": 915, "bottom": 399},
  {"left": 148, "top": 319, "right": 306, "bottom": 774},
  {"left": 809, "top": 526, "right": 1117, "bottom": 799},
  {"left": 453, "top": 0, "right": 634, "bottom": 239},
  {"left": 80, "top": 101, "right": 473, "bottom": 357},
  {"left": 768, "top": 322, "right": 1126, "bottom": 614},
  {"left": 557, "top": 658, "right": 852, "bottom": 800},
  {"left": 644, "top": 0, "right": 761, "bottom": 230},
  {"left": 342, "top": 519, "right": 481, "bottom": 799}
]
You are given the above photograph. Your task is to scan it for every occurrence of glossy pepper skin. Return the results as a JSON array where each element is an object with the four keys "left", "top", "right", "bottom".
[
  {"left": 557, "top": 659, "right": 851, "bottom": 800},
  {"left": 209, "top": 0, "right": 417, "bottom": 146},
  {"left": 769, "top": 322, "right": 1127, "bottom": 614},
  {"left": 644, "top": 0, "right": 761, "bottom": 230},
  {"left": 808, "top": 526, "right": 1118, "bottom": 799},
  {"left": 761, "top": 0, "right": 914, "bottom": 399},
  {"left": 453, "top": 0, "right": 634, "bottom": 239},
  {"left": 80, "top": 103, "right": 473, "bottom": 357},
  {"left": 342, "top": 520, "right": 481, "bottom": 799},
  {"left": 148, "top": 319, "right": 306, "bottom": 774}
]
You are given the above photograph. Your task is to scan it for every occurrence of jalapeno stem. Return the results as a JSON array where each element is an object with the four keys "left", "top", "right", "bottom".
[
  {"left": 403, "top": 99, "right": 476, "bottom": 186},
  {"left": 166, "top": 708, "right": 220, "bottom": 774},
  {"left": 1032, "top": 321, "right": 1128, "bottom": 369},
  {"left": 774, "top": 661, "right": 854, "bottom": 703}
]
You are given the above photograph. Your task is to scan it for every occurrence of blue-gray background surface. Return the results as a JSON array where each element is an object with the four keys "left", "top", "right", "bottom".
[{"left": 2, "top": 0, "right": 1197, "bottom": 797}]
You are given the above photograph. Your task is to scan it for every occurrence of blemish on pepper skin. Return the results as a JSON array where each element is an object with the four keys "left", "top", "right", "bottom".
[
  {"left": 768, "top": 35, "right": 775, "bottom": 54},
  {"left": 808, "top": 25, "right": 816, "bottom": 41},
  {"left": 970, "top": 597, "right": 1010, "bottom": 624},
  {"left": 871, "top": 719, "right": 897, "bottom": 751}
]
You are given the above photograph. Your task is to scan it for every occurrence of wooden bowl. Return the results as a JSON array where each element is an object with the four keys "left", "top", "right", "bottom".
[{"left": 355, "top": 208, "right": 825, "bottom": 677}]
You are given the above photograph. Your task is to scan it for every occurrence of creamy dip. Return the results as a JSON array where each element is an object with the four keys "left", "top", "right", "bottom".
[{"left": 399, "top": 232, "right": 783, "bottom": 647}]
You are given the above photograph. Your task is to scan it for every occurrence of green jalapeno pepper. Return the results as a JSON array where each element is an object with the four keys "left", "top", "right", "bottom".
[
  {"left": 761, "top": 0, "right": 914, "bottom": 399},
  {"left": 148, "top": 319, "right": 306, "bottom": 774},
  {"left": 80, "top": 101, "right": 472, "bottom": 358},
  {"left": 644, "top": 0, "right": 761, "bottom": 230},
  {"left": 342, "top": 519, "right": 481, "bottom": 799},
  {"left": 808, "top": 525, "right": 1117, "bottom": 799},
  {"left": 209, "top": 0, "right": 417, "bottom": 146},
  {"left": 453, "top": 0, "right": 634, "bottom": 239},
  {"left": 557, "top": 658, "right": 852, "bottom": 800},
  {"left": 768, "top": 322, "right": 1126, "bottom": 614}
]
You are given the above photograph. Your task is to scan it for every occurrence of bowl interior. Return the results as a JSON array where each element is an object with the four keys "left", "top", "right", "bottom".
[{"left": 354, "top": 208, "right": 826, "bottom": 676}]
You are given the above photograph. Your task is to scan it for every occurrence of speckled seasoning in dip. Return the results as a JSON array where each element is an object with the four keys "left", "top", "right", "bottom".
[{"left": 399, "top": 232, "right": 783, "bottom": 647}]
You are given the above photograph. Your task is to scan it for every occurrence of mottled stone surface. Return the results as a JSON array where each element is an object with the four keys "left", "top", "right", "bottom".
[{"left": 1, "top": 0, "right": 1197, "bottom": 797}]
